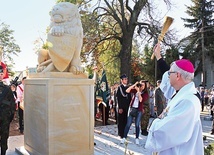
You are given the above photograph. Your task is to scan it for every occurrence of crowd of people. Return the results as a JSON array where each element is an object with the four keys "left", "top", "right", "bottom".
[{"left": 198, "top": 86, "right": 214, "bottom": 134}]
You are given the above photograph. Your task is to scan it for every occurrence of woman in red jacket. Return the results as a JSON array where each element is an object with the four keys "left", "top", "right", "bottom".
[{"left": 120, "top": 80, "right": 149, "bottom": 145}]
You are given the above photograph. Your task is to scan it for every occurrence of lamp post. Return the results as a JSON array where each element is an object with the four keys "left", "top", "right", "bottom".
[
  {"left": 201, "top": 22, "right": 205, "bottom": 88},
  {"left": 153, "top": 38, "right": 158, "bottom": 84}
]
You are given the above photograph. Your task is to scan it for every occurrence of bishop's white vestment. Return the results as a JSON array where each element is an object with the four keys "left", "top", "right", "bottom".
[{"left": 145, "top": 82, "right": 204, "bottom": 155}]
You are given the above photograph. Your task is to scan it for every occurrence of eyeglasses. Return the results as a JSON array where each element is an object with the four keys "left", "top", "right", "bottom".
[{"left": 168, "top": 71, "right": 177, "bottom": 76}]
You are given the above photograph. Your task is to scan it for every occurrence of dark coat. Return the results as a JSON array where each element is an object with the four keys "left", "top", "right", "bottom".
[
  {"left": 155, "top": 87, "right": 166, "bottom": 116},
  {"left": 116, "top": 84, "right": 131, "bottom": 110}
]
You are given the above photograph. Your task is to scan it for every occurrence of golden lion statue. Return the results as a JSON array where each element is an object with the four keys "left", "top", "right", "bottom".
[{"left": 37, "top": 2, "right": 84, "bottom": 74}]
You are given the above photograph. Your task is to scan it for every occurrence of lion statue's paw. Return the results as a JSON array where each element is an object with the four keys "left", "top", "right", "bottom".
[
  {"left": 50, "top": 26, "right": 64, "bottom": 36},
  {"left": 37, "top": 66, "right": 46, "bottom": 73},
  {"left": 69, "top": 65, "right": 84, "bottom": 75}
]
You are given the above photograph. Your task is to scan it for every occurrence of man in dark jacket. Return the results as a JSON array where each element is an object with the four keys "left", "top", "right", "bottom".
[
  {"left": 116, "top": 74, "right": 131, "bottom": 140},
  {"left": 0, "top": 66, "right": 16, "bottom": 155}
]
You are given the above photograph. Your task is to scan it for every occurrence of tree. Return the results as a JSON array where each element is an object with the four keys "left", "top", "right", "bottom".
[
  {"left": 90, "top": 0, "right": 174, "bottom": 81},
  {"left": 0, "top": 22, "right": 21, "bottom": 72},
  {"left": 164, "top": 46, "right": 180, "bottom": 64},
  {"left": 137, "top": 45, "right": 155, "bottom": 82},
  {"left": 181, "top": 0, "right": 214, "bottom": 63},
  {"left": 181, "top": 0, "right": 214, "bottom": 87}
]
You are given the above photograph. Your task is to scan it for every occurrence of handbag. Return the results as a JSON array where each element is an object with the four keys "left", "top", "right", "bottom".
[{"left": 129, "top": 107, "right": 138, "bottom": 117}]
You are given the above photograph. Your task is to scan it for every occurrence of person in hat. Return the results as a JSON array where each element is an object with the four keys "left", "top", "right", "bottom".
[
  {"left": 0, "top": 66, "right": 16, "bottom": 155},
  {"left": 154, "top": 80, "right": 166, "bottom": 117},
  {"left": 116, "top": 74, "right": 131, "bottom": 141},
  {"left": 145, "top": 43, "right": 204, "bottom": 155}
]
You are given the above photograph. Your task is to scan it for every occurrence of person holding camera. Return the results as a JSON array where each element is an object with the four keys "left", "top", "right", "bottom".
[{"left": 120, "top": 80, "right": 149, "bottom": 145}]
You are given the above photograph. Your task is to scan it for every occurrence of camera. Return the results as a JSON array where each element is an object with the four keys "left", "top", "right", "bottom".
[{"left": 136, "top": 83, "right": 142, "bottom": 87}]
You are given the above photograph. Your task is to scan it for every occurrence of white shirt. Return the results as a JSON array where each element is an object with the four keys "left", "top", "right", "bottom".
[
  {"left": 145, "top": 82, "right": 204, "bottom": 155},
  {"left": 16, "top": 83, "right": 24, "bottom": 103},
  {"left": 132, "top": 93, "right": 139, "bottom": 108}
]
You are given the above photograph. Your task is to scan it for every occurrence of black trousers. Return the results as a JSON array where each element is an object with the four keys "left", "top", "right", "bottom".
[
  {"left": 117, "top": 108, "right": 128, "bottom": 138},
  {"left": 0, "top": 112, "right": 11, "bottom": 155},
  {"left": 114, "top": 106, "right": 118, "bottom": 124},
  {"left": 201, "top": 99, "right": 204, "bottom": 111},
  {"left": 18, "top": 102, "right": 24, "bottom": 131}
]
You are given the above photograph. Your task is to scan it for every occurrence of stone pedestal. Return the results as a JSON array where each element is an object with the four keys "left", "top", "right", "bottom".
[{"left": 23, "top": 73, "right": 94, "bottom": 155}]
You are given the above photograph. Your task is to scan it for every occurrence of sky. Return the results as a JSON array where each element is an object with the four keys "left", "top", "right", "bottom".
[
  {"left": 0, "top": 0, "right": 56, "bottom": 71},
  {"left": 0, "top": 0, "right": 192, "bottom": 71}
]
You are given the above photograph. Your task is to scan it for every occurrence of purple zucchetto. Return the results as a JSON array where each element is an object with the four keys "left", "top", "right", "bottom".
[{"left": 175, "top": 59, "right": 194, "bottom": 73}]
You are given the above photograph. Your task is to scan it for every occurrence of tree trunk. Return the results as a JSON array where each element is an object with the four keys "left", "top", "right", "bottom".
[{"left": 119, "top": 33, "right": 133, "bottom": 82}]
